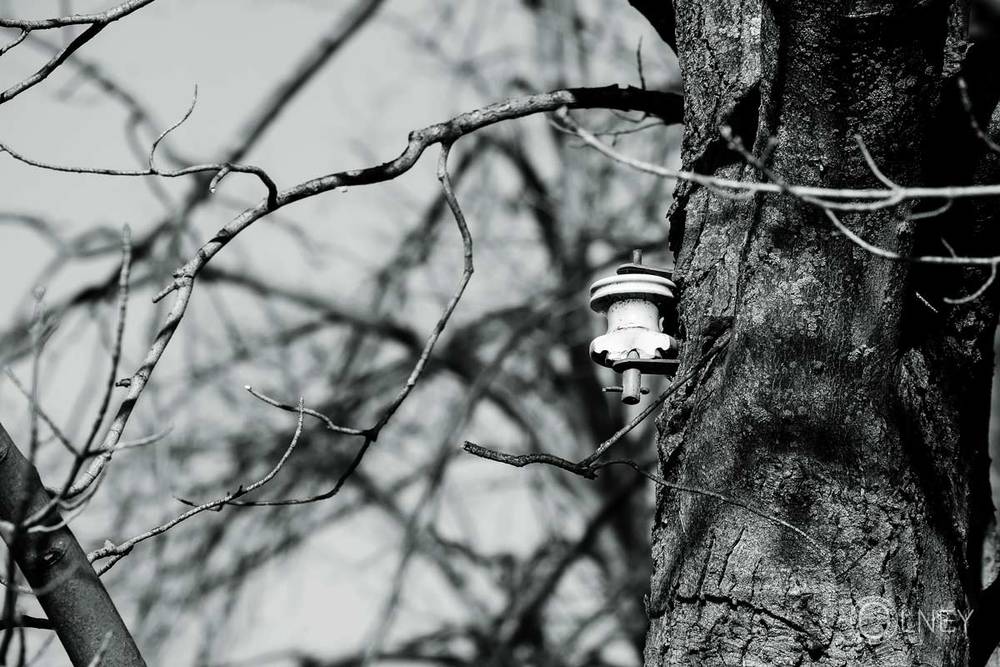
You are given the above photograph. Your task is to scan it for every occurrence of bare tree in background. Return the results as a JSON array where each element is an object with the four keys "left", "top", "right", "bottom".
[{"left": 1, "top": 1, "right": 1000, "bottom": 666}]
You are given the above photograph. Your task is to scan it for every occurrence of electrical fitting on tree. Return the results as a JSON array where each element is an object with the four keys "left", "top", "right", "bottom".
[{"left": 590, "top": 250, "right": 679, "bottom": 405}]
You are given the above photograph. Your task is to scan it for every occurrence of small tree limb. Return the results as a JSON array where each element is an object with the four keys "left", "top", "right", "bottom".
[{"left": 0, "top": 423, "right": 144, "bottom": 665}]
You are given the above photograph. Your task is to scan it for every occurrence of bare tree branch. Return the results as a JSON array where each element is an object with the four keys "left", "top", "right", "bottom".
[
  {"left": 224, "top": 141, "right": 475, "bottom": 508},
  {"left": 0, "top": 423, "right": 144, "bottom": 665},
  {"left": 88, "top": 400, "right": 305, "bottom": 574},
  {"left": 0, "top": 0, "right": 159, "bottom": 107},
  {"left": 558, "top": 109, "right": 1000, "bottom": 271},
  {"left": 0, "top": 1, "right": 156, "bottom": 29},
  {"left": 0, "top": 94, "right": 280, "bottom": 209},
  {"left": 2, "top": 370, "right": 78, "bottom": 456},
  {"left": 0, "top": 29, "right": 28, "bottom": 56},
  {"left": 560, "top": 108, "right": 1000, "bottom": 209},
  {"left": 0, "top": 23, "right": 105, "bottom": 105},
  {"left": 464, "top": 334, "right": 730, "bottom": 474},
  {"left": 46, "top": 85, "right": 679, "bottom": 500}
]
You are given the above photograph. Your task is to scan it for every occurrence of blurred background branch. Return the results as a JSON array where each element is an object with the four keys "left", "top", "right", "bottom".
[{"left": 0, "top": 1, "right": 686, "bottom": 664}]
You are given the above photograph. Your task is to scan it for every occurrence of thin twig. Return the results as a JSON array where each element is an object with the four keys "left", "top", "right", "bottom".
[
  {"left": 113, "top": 426, "right": 174, "bottom": 452},
  {"left": 0, "top": 98, "right": 279, "bottom": 209},
  {"left": 943, "top": 262, "right": 998, "bottom": 304},
  {"left": 83, "top": 225, "right": 131, "bottom": 453},
  {"left": 0, "top": 30, "right": 28, "bottom": 57},
  {"left": 1, "top": 370, "right": 78, "bottom": 456},
  {"left": 223, "top": 437, "right": 374, "bottom": 509},
  {"left": 460, "top": 444, "right": 597, "bottom": 478},
  {"left": 36, "top": 227, "right": 132, "bottom": 510},
  {"left": 365, "top": 141, "right": 475, "bottom": 438},
  {"left": 0, "top": 23, "right": 105, "bottom": 105},
  {"left": 148, "top": 86, "right": 197, "bottom": 171},
  {"left": 463, "top": 335, "right": 821, "bottom": 550},
  {"left": 228, "top": 142, "right": 476, "bottom": 507},
  {"left": 719, "top": 125, "right": 1000, "bottom": 268},
  {"left": 244, "top": 387, "right": 364, "bottom": 436},
  {"left": 465, "top": 336, "right": 729, "bottom": 472},
  {"left": 635, "top": 36, "right": 647, "bottom": 91},
  {"left": 957, "top": 77, "right": 1000, "bottom": 156},
  {"left": 579, "top": 348, "right": 725, "bottom": 466},
  {"left": 0, "top": 294, "right": 48, "bottom": 661},
  {"left": 853, "top": 134, "right": 898, "bottom": 189},
  {"left": 907, "top": 199, "right": 952, "bottom": 221},
  {"left": 594, "top": 459, "right": 822, "bottom": 550},
  {"left": 0, "top": 616, "right": 50, "bottom": 631},
  {"left": 0, "top": 1, "right": 157, "bottom": 29},
  {"left": 89, "top": 400, "right": 305, "bottom": 574},
  {"left": 558, "top": 108, "right": 1000, "bottom": 210}
]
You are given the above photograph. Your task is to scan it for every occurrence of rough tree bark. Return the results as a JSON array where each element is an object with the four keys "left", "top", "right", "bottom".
[{"left": 642, "top": 0, "right": 1000, "bottom": 665}]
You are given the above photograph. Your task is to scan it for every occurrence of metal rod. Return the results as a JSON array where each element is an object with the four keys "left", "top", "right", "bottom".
[
  {"left": 602, "top": 386, "right": 650, "bottom": 395},
  {"left": 622, "top": 367, "right": 642, "bottom": 405}
]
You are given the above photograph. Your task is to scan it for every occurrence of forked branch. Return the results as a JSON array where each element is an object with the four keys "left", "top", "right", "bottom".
[{"left": 44, "top": 85, "right": 680, "bottom": 500}]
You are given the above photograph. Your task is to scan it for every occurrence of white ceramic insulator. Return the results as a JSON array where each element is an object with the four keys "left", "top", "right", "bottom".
[
  {"left": 589, "top": 274, "right": 675, "bottom": 312},
  {"left": 588, "top": 267, "right": 677, "bottom": 371},
  {"left": 606, "top": 299, "right": 660, "bottom": 333}
]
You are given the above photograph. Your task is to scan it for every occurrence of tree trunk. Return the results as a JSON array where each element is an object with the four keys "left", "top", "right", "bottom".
[{"left": 645, "top": 0, "right": 1000, "bottom": 664}]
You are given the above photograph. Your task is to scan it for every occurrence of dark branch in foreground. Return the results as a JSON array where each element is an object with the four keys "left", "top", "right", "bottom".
[
  {"left": 0, "top": 423, "right": 144, "bottom": 665},
  {"left": 0, "top": 615, "right": 51, "bottom": 630},
  {"left": 627, "top": 0, "right": 678, "bottom": 53}
]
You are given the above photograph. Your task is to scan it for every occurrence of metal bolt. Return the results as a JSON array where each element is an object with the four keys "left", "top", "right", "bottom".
[
  {"left": 622, "top": 350, "right": 642, "bottom": 404},
  {"left": 621, "top": 369, "right": 641, "bottom": 404}
]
